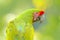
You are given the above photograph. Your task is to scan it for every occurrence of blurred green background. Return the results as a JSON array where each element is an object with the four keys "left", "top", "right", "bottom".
[{"left": 0, "top": 0, "right": 60, "bottom": 40}]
